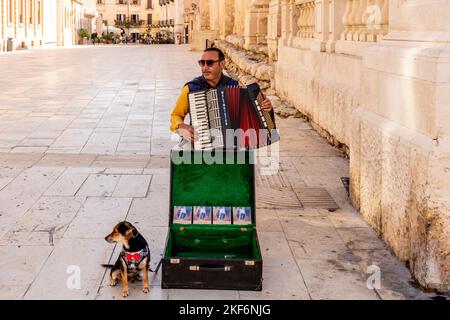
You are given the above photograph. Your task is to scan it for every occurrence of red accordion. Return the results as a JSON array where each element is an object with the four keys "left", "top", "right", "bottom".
[{"left": 188, "top": 83, "right": 279, "bottom": 149}]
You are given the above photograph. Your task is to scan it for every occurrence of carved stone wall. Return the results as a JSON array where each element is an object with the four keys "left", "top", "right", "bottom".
[{"left": 192, "top": 0, "right": 450, "bottom": 292}]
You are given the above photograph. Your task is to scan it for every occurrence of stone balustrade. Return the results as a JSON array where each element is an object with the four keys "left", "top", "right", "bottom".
[
  {"left": 341, "top": 0, "right": 389, "bottom": 42},
  {"left": 296, "top": 0, "right": 316, "bottom": 39}
]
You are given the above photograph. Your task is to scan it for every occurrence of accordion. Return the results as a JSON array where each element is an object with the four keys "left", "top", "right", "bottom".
[{"left": 188, "top": 83, "right": 279, "bottom": 150}]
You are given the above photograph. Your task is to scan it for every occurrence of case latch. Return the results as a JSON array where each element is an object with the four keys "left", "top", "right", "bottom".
[
  {"left": 170, "top": 259, "right": 180, "bottom": 264},
  {"left": 245, "top": 260, "right": 255, "bottom": 266},
  {"left": 189, "top": 266, "right": 200, "bottom": 271}
]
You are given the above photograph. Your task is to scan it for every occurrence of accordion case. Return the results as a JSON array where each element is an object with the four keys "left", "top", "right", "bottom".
[
  {"left": 161, "top": 150, "right": 263, "bottom": 291},
  {"left": 188, "top": 83, "right": 280, "bottom": 150}
]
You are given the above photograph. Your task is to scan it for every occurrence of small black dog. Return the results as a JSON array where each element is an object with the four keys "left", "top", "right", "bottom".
[{"left": 104, "top": 221, "right": 150, "bottom": 297}]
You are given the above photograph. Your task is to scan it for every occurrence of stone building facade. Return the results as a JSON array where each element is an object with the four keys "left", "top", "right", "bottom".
[
  {"left": 1, "top": 0, "right": 100, "bottom": 51},
  {"left": 1, "top": 0, "right": 46, "bottom": 51},
  {"left": 159, "top": 0, "right": 186, "bottom": 44},
  {"left": 96, "top": 0, "right": 159, "bottom": 40},
  {"left": 80, "top": 0, "right": 99, "bottom": 35},
  {"left": 190, "top": 0, "right": 450, "bottom": 292}
]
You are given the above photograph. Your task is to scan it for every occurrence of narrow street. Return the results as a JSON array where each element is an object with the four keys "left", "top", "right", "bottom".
[{"left": 0, "top": 45, "right": 440, "bottom": 300}]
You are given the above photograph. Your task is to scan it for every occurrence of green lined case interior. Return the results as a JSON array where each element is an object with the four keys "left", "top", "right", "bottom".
[{"left": 167, "top": 150, "right": 260, "bottom": 260}]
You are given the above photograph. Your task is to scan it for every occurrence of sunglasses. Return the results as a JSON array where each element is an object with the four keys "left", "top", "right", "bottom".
[{"left": 198, "top": 59, "right": 224, "bottom": 67}]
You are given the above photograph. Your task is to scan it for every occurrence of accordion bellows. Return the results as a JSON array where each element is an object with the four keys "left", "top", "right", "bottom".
[{"left": 188, "top": 83, "right": 279, "bottom": 150}]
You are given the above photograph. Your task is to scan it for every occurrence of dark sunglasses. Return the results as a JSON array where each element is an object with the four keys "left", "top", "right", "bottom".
[{"left": 198, "top": 59, "right": 223, "bottom": 67}]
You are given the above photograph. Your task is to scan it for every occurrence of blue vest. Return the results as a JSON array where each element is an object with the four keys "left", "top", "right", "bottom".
[{"left": 186, "top": 75, "right": 238, "bottom": 93}]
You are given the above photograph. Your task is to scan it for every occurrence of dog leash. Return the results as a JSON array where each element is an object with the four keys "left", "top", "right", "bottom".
[{"left": 150, "top": 258, "right": 162, "bottom": 274}]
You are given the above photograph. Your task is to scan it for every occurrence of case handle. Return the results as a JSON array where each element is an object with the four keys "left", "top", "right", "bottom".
[{"left": 189, "top": 264, "right": 232, "bottom": 272}]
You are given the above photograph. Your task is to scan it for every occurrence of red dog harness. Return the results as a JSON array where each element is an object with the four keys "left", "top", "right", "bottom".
[{"left": 121, "top": 247, "right": 149, "bottom": 272}]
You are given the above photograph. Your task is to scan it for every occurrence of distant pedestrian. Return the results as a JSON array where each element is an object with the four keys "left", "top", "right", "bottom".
[{"left": 91, "top": 32, "right": 97, "bottom": 45}]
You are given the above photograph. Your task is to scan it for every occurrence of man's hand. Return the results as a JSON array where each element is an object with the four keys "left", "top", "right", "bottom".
[
  {"left": 261, "top": 94, "right": 273, "bottom": 112},
  {"left": 177, "top": 123, "right": 195, "bottom": 143}
]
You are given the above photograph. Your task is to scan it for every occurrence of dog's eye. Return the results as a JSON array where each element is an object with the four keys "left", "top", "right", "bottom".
[{"left": 117, "top": 224, "right": 129, "bottom": 235}]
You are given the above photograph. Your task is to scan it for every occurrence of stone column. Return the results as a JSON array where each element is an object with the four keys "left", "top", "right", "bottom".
[
  {"left": 56, "top": 0, "right": 63, "bottom": 46},
  {"left": 351, "top": 0, "right": 450, "bottom": 292},
  {"left": 190, "top": 0, "right": 216, "bottom": 50},
  {"left": 244, "top": 0, "right": 270, "bottom": 49},
  {"left": 198, "top": 0, "right": 210, "bottom": 30},
  {"left": 326, "top": 0, "right": 346, "bottom": 52},
  {"left": 0, "top": 0, "right": 4, "bottom": 50},
  {"left": 280, "top": 0, "right": 289, "bottom": 46},
  {"left": 233, "top": 0, "right": 245, "bottom": 35},
  {"left": 267, "top": 0, "right": 281, "bottom": 62},
  {"left": 210, "top": 0, "right": 219, "bottom": 33},
  {"left": 174, "top": 0, "right": 184, "bottom": 44},
  {"left": 219, "top": 0, "right": 234, "bottom": 40},
  {"left": 286, "top": 0, "right": 295, "bottom": 46},
  {"left": 13, "top": 0, "right": 17, "bottom": 40},
  {"left": 310, "top": 0, "right": 329, "bottom": 52}
]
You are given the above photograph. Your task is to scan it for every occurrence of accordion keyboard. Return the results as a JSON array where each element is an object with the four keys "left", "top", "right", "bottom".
[
  {"left": 188, "top": 91, "right": 213, "bottom": 150},
  {"left": 206, "top": 89, "right": 225, "bottom": 149}
]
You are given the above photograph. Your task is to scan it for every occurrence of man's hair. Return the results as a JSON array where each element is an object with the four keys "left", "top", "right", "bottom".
[{"left": 204, "top": 47, "right": 225, "bottom": 61}]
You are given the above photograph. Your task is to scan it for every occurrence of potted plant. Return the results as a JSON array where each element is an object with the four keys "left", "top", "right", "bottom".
[{"left": 79, "top": 28, "right": 89, "bottom": 45}]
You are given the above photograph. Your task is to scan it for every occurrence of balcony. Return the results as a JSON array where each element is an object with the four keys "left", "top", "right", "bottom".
[
  {"left": 115, "top": 19, "right": 146, "bottom": 28},
  {"left": 159, "top": 0, "right": 172, "bottom": 6}
]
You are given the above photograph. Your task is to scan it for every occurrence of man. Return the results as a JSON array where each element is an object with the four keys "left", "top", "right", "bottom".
[
  {"left": 91, "top": 32, "right": 97, "bottom": 45},
  {"left": 177, "top": 207, "right": 187, "bottom": 220},
  {"left": 197, "top": 207, "right": 207, "bottom": 220},
  {"left": 237, "top": 208, "right": 247, "bottom": 221},
  {"left": 170, "top": 48, "right": 273, "bottom": 143}
]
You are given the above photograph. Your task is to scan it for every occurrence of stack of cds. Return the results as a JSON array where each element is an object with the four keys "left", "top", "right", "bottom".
[{"left": 173, "top": 206, "right": 252, "bottom": 225}]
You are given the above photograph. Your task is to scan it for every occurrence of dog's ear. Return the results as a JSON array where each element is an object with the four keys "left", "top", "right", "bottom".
[
  {"left": 125, "top": 227, "right": 138, "bottom": 238},
  {"left": 117, "top": 222, "right": 129, "bottom": 236}
]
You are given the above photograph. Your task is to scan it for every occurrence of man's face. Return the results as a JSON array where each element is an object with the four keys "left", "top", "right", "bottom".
[{"left": 200, "top": 51, "right": 224, "bottom": 83}]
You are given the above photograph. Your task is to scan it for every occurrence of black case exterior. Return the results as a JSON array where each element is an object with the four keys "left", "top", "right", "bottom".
[
  {"left": 161, "top": 150, "right": 263, "bottom": 291},
  {"left": 161, "top": 252, "right": 263, "bottom": 290}
]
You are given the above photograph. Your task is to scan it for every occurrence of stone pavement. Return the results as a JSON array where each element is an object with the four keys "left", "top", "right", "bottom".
[{"left": 0, "top": 45, "right": 445, "bottom": 300}]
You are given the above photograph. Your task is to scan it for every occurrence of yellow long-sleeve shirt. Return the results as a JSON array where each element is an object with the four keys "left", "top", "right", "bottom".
[{"left": 170, "top": 85, "right": 190, "bottom": 133}]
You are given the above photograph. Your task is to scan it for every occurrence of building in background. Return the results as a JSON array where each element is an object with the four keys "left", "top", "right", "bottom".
[
  {"left": 96, "top": 0, "right": 159, "bottom": 42},
  {"left": 182, "top": 0, "right": 197, "bottom": 45},
  {"left": 1, "top": 0, "right": 46, "bottom": 51},
  {"left": 81, "top": 0, "right": 100, "bottom": 36},
  {"left": 1, "top": 0, "right": 100, "bottom": 51},
  {"left": 56, "top": 0, "right": 82, "bottom": 46},
  {"left": 158, "top": 0, "right": 185, "bottom": 44}
]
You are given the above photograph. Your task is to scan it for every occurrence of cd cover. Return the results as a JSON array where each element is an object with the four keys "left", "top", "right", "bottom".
[
  {"left": 212, "top": 207, "right": 232, "bottom": 224},
  {"left": 173, "top": 206, "right": 193, "bottom": 224},
  {"left": 193, "top": 206, "right": 212, "bottom": 224},
  {"left": 233, "top": 207, "right": 252, "bottom": 225}
]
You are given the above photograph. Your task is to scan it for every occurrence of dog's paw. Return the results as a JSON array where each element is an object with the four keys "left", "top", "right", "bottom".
[
  {"left": 122, "top": 290, "right": 129, "bottom": 298},
  {"left": 143, "top": 287, "right": 149, "bottom": 294},
  {"left": 109, "top": 279, "right": 118, "bottom": 287}
]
